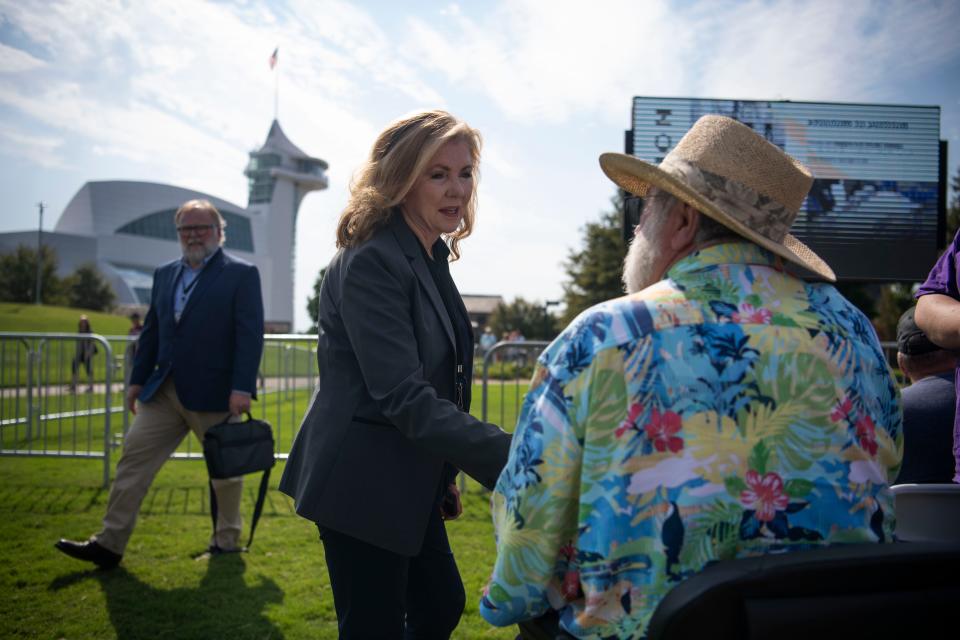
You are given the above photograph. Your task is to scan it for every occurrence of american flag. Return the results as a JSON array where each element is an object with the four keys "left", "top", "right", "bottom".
[{"left": 269, "top": 47, "right": 278, "bottom": 70}]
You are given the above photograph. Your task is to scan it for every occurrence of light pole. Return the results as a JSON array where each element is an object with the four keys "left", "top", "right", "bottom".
[
  {"left": 543, "top": 299, "right": 561, "bottom": 339},
  {"left": 35, "top": 201, "right": 45, "bottom": 305}
]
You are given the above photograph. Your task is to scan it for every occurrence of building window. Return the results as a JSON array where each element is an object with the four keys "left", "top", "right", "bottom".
[
  {"left": 116, "top": 209, "right": 254, "bottom": 252},
  {"left": 296, "top": 158, "right": 325, "bottom": 175},
  {"left": 108, "top": 263, "right": 155, "bottom": 304},
  {"left": 246, "top": 152, "right": 281, "bottom": 204}
]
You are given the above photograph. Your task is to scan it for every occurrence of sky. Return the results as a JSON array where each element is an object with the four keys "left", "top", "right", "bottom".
[{"left": 1, "top": 0, "right": 959, "bottom": 331}]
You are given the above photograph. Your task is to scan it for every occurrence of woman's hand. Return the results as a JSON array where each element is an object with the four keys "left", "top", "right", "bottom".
[{"left": 440, "top": 483, "right": 463, "bottom": 520}]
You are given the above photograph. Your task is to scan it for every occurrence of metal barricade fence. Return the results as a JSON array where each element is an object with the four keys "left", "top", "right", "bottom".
[
  {"left": 0, "top": 332, "right": 319, "bottom": 488},
  {"left": 0, "top": 332, "right": 118, "bottom": 487},
  {"left": 478, "top": 340, "right": 549, "bottom": 427},
  {"left": 878, "top": 341, "right": 904, "bottom": 385},
  {"left": 253, "top": 335, "right": 319, "bottom": 457},
  {"left": 138, "top": 334, "right": 320, "bottom": 464},
  {"left": 451, "top": 340, "right": 546, "bottom": 493},
  {"left": 0, "top": 331, "right": 901, "bottom": 490}
]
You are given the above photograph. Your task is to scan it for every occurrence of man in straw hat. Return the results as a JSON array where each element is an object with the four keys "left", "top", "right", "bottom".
[{"left": 480, "top": 115, "right": 902, "bottom": 639}]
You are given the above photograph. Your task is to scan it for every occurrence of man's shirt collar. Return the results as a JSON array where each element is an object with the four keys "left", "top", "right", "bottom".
[{"left": 667, "top": 241, "right": 778, "bottom": 280}]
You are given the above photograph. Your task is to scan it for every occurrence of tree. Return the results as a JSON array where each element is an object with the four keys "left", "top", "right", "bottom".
[
  {"left": 306, "top": 267, "right": 326, "bottom": 334},
  {"left": 63, "top": 262, "right": 116, "bottom": 311},
  {"left": 0, "top": 244, "right": 63, "bottom": 304},
  {"left": 834, "top": 283, "right": 877, "bottom": 322},
  {"left": 561, "top": 192, "right": 628, "bottom": 325},
  {"left": 488, "top": 297, "right": 559, "bottom": 341},
  {"left": 872, "top": 282, "right": 916, "bottom": 342}
]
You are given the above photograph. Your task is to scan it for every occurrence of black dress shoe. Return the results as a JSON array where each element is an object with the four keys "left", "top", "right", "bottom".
[
  {"left": 54, "top": 539, "right": 122, "bottom": 569},
  {"left": 207, "top": 544, "right": 245, "bottom": 555},
  {"left": 192, "top": 544, "right": 245, "bottom": 560}
]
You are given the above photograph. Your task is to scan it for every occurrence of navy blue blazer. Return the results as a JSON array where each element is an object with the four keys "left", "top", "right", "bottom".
[
  {"left": 279, "top": 214, "right": 511, "bottom": 556},
  {"left": 130, "top": 248, "right": 265, "bottom": 412}
]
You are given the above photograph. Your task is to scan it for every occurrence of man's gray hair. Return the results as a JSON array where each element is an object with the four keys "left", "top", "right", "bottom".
[
  {"left": 174, "top": 199, "right": 227, "bottom": 247},
  {"left": 694, "top": 212, "right": 742, "bottom": 245},
  {"left": 651, "top": 192, "right": 741, "bottom": 245}
]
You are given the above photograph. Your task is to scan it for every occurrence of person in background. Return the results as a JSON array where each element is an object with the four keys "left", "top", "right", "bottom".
[
  {"left": 55, "top": 199, "right": 264, "bottom": 569},
  {"left": 68, "top": 314, "right": 97, "bottom": 393},
  {"left": 499, "top": 331, "right": 511, "bottom": 363},
  {"left": 914, "top": 229, "right": 960, "bottom": 482},
  {"left": 279, "top": 110, "right": 511, "bottom": 639},
  {"left": 480, "top": 325, "right": 497, "bottom": 357},
  {"left": 124, "top": 311, "right": 144, "bottom": 377},
  {"left": 894, "top": 306, "right": 957, "bottom": 484},
  {"left": 127, "top": 311, "right": 143, "bottom": 338},
  {"left": 481, "top": 115, "right": 902, "bottom": 639}
]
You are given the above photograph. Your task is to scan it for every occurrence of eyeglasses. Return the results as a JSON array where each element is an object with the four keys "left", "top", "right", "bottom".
[{"left": 176, "top": 224, "right": 217, "bottom": 236}]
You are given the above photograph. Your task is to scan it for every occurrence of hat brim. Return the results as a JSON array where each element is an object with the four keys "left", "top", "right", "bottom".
[{"left": 600, "top": 152, "right": 836, "bottom": 282}]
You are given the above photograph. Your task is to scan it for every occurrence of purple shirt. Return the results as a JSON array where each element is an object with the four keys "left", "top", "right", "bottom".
[{"left": 916, "top": 229, "right": 960, "bottom": 482}]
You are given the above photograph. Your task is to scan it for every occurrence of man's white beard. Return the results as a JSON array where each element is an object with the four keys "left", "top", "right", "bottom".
[
  {"left": 182, "top": 240, "right": 216, "bottom": 266},
  {"left": 622, "top": 228, "right": 665, "bottom": 294}
]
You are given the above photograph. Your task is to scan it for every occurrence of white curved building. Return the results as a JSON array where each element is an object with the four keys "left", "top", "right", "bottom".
[{"left": 0, "top": 120, "right": 326, "bottom": 331}]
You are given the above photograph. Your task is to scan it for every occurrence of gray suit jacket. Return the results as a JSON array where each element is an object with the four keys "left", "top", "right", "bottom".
[{"left": 279, "top": 214, "right": 511, "bottom": 556}]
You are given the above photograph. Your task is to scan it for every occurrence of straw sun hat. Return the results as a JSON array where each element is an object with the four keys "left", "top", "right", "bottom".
[{"left": 599, "top": 115, "right": 835, "bottom": 281}]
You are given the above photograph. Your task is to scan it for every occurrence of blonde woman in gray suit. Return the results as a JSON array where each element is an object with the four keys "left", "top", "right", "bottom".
[{"left": 280, "top": 110, "right": 511, "bottom": 639}]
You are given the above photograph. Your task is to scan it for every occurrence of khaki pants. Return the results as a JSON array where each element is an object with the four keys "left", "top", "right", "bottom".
[{"left": 94, "top": 377, "right": 243, "bottom": 554}]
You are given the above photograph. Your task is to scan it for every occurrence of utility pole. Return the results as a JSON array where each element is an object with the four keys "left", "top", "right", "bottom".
[
  {"left": 543, "top": 300, "right": 561, "bottom": 339},
  {"left": 35, "top": 201, "right": 45, "bottom": 305}
]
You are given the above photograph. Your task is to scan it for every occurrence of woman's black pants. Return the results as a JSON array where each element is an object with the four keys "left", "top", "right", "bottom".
[{"left": 319, "top": 505, "right": 466, "bottom": 639}]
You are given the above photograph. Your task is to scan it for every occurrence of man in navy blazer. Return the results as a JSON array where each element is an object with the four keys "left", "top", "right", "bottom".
[{"left": 56, "top": 199, "right": 264, "bottom": 569}]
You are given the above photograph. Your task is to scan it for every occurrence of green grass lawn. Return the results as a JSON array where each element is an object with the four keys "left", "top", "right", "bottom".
[
  {"left": 0, "top": 312, "right": 533, "bottom": 637},
  {"left": 0, "top": 457, "right": 517, "bottom": 640},
  {"left": 0, "top": 302, "right": 133, "bottom": 334},
  {"left": 2, "top": 383, "right": 528, "bottom": 457},
  {"left": 0, "top": 379, "right": 531, "bottom": 639}
]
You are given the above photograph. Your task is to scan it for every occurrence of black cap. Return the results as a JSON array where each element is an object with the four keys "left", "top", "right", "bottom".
[{"left": 897, "top": 307, "right": 941, "bottom": 356}]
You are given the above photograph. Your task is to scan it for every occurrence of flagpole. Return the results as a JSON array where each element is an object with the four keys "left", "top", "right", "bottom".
[{"left": 270, "top": 46, "right": 279, "bottom": 121}]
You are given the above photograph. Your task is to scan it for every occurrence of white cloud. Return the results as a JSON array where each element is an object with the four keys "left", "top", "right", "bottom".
[
  {"left": 285, "top": 0, "right": 446, "bottom": 105},
  {"left": 0, "top": 77, "right": 247, "bottom": 199},
  {"left": 0, "top": 0, "right": 958, "bottom": 331},
  {"left": 401, "top": 0, "right": 960, "bottom": 125},
  {"left": 0, "top": 42, "right": 46, "bottom": 73},
  {"left": 690, "top": 1, "right": 960, "bottom": 101},
  {"left": 402, "top": 0, "right": 691, "bottom": 124},
  {"left": 0, "top": 124, "right": 64, "bottom": 168}
]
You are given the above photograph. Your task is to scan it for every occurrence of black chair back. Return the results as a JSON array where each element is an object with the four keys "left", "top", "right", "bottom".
[{"left": 646, "top": 542, "right": 960, "bottom": 640}]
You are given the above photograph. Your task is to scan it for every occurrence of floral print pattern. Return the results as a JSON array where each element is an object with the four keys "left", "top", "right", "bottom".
[
  {"left": 646, "top": 408, "right": 683, "bottom": 453},
  {"left": 480, "top": 242, "right": 902, "bottom": 640},
  {"left": 740, "top": 470, "right": 789, "bottom": 522}
]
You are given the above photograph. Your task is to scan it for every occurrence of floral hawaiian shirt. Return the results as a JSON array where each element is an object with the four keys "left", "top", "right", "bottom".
[{"left": 480, "top": 242, "right": 902, "bottom": 640}]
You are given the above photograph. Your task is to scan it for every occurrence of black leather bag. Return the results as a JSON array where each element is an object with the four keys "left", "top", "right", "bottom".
[
  {"left": 202, "top": 413, "right": 276, "bottom": 548},
  {"left": 203, "top": 413, "right": 276, "bottom": 478}
]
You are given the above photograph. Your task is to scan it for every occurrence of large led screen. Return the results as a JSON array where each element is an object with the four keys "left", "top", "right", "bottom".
[{"left": 630, "top": 97, "right": 943, "bottom": 281}]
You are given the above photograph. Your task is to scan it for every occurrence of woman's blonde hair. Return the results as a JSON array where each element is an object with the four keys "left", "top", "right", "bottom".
[{"left": 335, "top": 109, "right": 481, "bottom": 260}]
